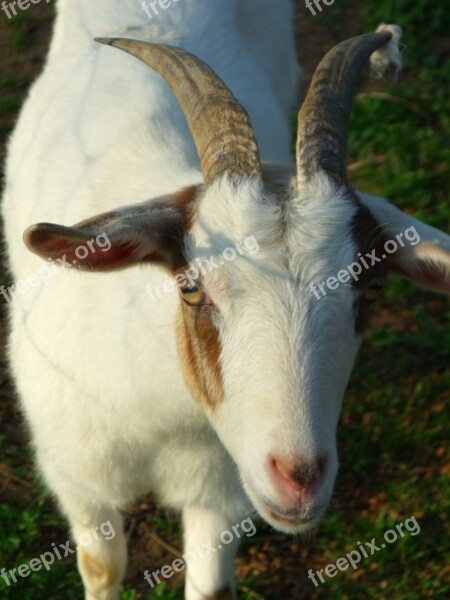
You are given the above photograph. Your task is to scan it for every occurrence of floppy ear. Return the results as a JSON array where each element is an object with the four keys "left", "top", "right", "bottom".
[
  {"left": 358, "top": 192, "right": 450, "bottom": 293},
  {"left": 24, "top": 190, "right": 198, "bottom": 272}
]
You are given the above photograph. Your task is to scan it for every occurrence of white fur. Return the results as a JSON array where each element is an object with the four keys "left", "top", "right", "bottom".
[
  {"left": 2, "top": 2, "right": 298, "bottom": 598},
  {"left": 371, "top": 24, "right": 403, "bottom": 77},
  {"left": 190, "top": 176, "right": 361, "bottom": 530},
  {"left": 2, "top": 3, "right": 449, "bottom": 599}
]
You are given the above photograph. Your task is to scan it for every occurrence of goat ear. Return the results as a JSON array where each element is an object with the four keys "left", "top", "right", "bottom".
[
  {"left": 358, "top": 192, "right": 450, "bottom": 293},
  {"left": 23, "top": 193, "right": 195, "bottom": 271}
]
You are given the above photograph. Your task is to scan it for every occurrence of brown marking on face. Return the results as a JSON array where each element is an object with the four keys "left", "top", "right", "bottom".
[
  {"left": 350, "top": 196, "right": 388, "bottom": 333},
  {"left": 155, "top": 185, "right": 224, "bottom": 410},
  {"left": 79, "top": 550, "right": 119, "bottom": 590},
  {"left": 175, "top": 299, "right": 225, "bottom": 410}
]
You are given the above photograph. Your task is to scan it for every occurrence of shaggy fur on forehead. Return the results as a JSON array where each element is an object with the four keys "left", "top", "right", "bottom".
[{"left": 188, "top": 172, "right": 360, "bottom": 286}]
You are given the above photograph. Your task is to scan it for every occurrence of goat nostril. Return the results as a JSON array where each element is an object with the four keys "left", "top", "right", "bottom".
[
  {"left": 270, "top": 454, "right": 327, "bottom": 497},
  {"left": 271, "top": 457, "right": 301, "bottom": 491}
]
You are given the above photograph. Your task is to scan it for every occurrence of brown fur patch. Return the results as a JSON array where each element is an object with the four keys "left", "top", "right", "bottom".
[
  {"left": 79, "top": 550, "right": 118, "bottom": 589},
  {"left": 167, "top": 185, "right": 225, "bottom": 409},
  {"left": 175, "top": 301, "right": 225, "bottom": 409}
]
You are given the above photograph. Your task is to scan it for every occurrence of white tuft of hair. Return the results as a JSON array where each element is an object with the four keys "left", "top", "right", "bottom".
[{"left": 371, "top": 24, "right": 403, "bottom": 78}]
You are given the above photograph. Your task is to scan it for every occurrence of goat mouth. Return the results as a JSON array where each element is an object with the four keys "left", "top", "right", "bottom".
[
  {"left": 259, "top": 498, "right": 320, "bottom": 526},
  {"left": 243, "top": 478, "right": 323, "bottom": 529},
  {"left": 266, "top": 506, "right": 314, "bottom": 525}
]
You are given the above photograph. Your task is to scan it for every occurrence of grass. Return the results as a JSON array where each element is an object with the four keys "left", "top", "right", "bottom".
[
  {"left": 0, "top": 0, "right": 448, "bottom": 599},
  {"left": 6, "top": 14, "right": 32, "bottom": 52}
]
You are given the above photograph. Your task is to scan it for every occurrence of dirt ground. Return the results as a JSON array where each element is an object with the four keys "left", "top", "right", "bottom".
[{"left": 0, "top": 2, "right": 448, "bottom": 599}]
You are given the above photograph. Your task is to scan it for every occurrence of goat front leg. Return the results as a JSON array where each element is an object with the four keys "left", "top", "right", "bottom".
[
  {"left": 58, "top": 493, "right": 127, "bottom": 600},
  {"left": 182, "top": 505, "right": 242, "bottom": 600}
]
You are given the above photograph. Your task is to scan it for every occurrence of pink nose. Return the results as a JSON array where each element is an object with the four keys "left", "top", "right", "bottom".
[{"left": 269, "top": 454, "right": 327, "bottom": 505}]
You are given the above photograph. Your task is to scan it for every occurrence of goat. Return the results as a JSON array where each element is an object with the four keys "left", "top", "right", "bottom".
[{"left": 2, "top": 1, "right": 449, "bottom": 599}]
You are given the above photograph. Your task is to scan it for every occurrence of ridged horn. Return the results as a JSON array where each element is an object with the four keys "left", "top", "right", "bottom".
[
  {"left": 296, "top": 30, "right": 396, "bottom": 190},
  {"left": 95, "top": 38, "right": 262, "bottom": 185}
]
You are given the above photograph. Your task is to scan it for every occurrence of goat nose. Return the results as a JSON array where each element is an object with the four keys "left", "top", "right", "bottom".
[{"left": 269, "top": 454, "right": 327, "bottom": 503}]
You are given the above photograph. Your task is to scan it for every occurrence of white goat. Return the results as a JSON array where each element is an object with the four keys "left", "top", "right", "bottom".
[{"left": 2, "top": 1, "right": 449, "bottom": 599}]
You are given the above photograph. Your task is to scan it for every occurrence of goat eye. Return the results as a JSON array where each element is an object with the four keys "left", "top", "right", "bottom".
[
  {"left": 180, "top": 284, "right": 206, "bottom": 306},
  {"left": 364, "top": 279, "right": 385, "bottom": 303}
]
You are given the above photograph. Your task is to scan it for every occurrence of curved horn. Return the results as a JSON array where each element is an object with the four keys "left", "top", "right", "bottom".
[
  {"left": 95, "top": 38, "right": 262, "bottom": 185},
  {"left": 296, "top": 28, "right": 400, "bottom": 190}
]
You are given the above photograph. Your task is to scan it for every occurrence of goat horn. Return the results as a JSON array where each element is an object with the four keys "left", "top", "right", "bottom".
[
  {"left": 296, "top": 30, "right": 397, "bottom": 190},
  {"left": 95, "top": 38, "right": 262, "bottom": 185}
]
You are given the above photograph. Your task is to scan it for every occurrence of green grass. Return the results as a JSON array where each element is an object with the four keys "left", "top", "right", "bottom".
[
  {"left": 6, "top": 14, "right": 33, "bottom": 52},
  {"left": 0, "top": 0, "right": 448, "bottom": 598}
]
